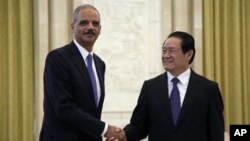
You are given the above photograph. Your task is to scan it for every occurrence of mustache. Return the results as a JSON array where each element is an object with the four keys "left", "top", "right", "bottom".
[{"left": 84, "top": 30, "right": 95, "bottom": 35}]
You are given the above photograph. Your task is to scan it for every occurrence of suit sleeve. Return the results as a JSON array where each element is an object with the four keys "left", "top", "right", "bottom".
[
  {"left": 208, "top": 82, "right": 224, "bottom": 141},
  {"left": 124, "top": 81, "right": 149, "bottom": 140},
  {"left": 44, "top": 51, "right": 105, "bottom": 139}
]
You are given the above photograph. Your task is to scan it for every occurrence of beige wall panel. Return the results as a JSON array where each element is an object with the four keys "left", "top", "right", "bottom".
[
  {"left": 172, "top": 0, "right": 192, "bottom": 31},
  {"left": 73, "top": 0, "right": 85, "bottom": 9},
  {"left": 49, "top": 0, "right": 72, "bottom": 49},
  {"left": 192, "top": 0, "right": 203, "bottom": 74},
  {"left": 161, "top": 0, "right": 173, "bottom": 41}
]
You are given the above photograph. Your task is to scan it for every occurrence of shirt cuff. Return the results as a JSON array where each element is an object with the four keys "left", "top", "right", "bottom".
[{"left": 101, "top": 123, "right": 108, "bottom": 136}]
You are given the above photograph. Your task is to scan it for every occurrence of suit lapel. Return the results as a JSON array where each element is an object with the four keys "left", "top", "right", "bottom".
[
  {"left": 93, "top": 54, "right": 104, "bottom": 89},
  {"left": 67, "top": 41, "right": 96, "bottom": 107},
  {"left": 157, "top": 73, "right": 175, "bottom": 128},
  {"left": 177, "top": 70, "right": 202, "bottom": 127},
  {"left": 93, "top": 54, "right": 104, "bottom": 108}
]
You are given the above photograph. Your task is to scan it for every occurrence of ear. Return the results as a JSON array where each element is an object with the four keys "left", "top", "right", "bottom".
[
  {"left": 71, "top": 23, "right": 74, "bottom": 32},
  {"left": 186, "top": 50, "right": 193, "bottom": 60},
  {"left": 99, "top": 25, "right": 102, "bottom": 34}
]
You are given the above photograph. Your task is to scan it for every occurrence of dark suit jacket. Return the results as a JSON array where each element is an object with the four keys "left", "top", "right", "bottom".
[
  {"left": 124, "top": 70, "right": 224, "bottom": 141},
  {"left": 39, "top": 41, "right": 106, "bottom": 141}
]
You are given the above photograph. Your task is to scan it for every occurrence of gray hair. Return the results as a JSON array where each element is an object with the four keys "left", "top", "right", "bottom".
[{"left": 72, "top": 4, "right": 100, "bottom": 24}]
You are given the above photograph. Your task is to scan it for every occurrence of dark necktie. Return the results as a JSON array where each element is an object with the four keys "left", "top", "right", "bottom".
[
  {"left": 87, "top": 54, "right": 98, "bottom": 107},
  {"left": 170, "top": 77, "right": 180, "bottom": 126}
]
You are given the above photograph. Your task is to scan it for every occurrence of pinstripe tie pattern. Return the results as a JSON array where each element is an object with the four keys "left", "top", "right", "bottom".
[{"left": 170, "top": 77, "right": 180, "bottom": 126}]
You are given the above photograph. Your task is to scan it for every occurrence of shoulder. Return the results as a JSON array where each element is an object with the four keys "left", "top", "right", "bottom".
[
  {"left": 93, "top": 53, "right": 105, "bottom": 64},
  {"left": 143, "top": 72, "right": 166, "bottom": 85},
  {"left": 190, "top": 70, "right": 221, "bottom": 97},
  {"left": 44, "top": 43, "right": 76, "bottom": 68},
  {"left": 45, "top": 42, "right": 78, "bottom": 62},
  {"left": 47, "top": 42, "right": 73, "bottom": 57},
  {"left": 191, "top": 70, "right": 218, "bottom": 86}
]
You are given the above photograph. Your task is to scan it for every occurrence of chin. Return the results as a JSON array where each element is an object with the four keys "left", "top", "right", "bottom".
[
  {"left": 163, "top": 67, "right": 170, "bottom": 71},
  {"left": 83, "top": 39, "right": 96, "bottom": 43},
  {"left": 163, "top": 64, "right": 173, "bottom": 70}
]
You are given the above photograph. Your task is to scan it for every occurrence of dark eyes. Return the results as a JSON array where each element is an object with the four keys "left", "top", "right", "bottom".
[
  {"left": 92, "top": 21, "right": 100, "bottom": 27},
  {"left": 79, "top": 20, "right": 88, "bottom": 25},
  {"left": 79, "top": 20, "right": 100, "bottom": 27}
]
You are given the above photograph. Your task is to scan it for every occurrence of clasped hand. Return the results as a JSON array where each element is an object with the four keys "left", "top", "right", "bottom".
[{"left": 104, "top": 125, "right": 127, "bottom": 141}]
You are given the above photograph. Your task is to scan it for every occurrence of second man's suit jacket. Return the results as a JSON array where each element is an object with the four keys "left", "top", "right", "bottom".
[
  {"left": 124, "top": 70, "right": 224, "bottom": 141},
  {"left": 40, "top": 41, "right": 106, "bottom": 141}
]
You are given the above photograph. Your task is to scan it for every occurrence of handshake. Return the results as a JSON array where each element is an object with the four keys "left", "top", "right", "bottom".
[{"left": 104, "top": 125, "right": 127, "bottom": 141}]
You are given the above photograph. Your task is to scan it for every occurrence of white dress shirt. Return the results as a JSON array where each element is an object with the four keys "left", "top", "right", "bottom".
[{"left": 167, "top": 68, "right": 191, "bottom": 106}]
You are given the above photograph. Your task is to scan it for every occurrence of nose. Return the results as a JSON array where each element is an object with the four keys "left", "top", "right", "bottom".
[{"left": 87, "top": 22, "right": 95, "bottom": 29}]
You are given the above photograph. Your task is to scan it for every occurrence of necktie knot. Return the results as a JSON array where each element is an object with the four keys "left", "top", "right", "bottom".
[
  {"left": 171, "top": 77, "right": 179, "bottom": 85},
  {"left": 87, "top": 54, "right": 93, "bottom": 65}
]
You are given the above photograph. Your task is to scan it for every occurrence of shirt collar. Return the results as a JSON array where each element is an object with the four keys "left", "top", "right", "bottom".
[
  {"left": 73, "top": 39, "right": 93, "bottom": 61},
  {"left": 167, "top": 68, "right": 191, "bottom": 86}
]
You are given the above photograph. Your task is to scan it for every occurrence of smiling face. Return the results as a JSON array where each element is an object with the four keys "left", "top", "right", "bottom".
[
  {"left": 162, "top": 37, "right": 193, "bottom": 76},
  {"left": 71, "top": 7, "right": 101, "bottom": 52}
]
